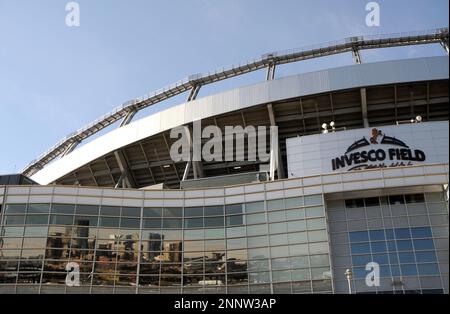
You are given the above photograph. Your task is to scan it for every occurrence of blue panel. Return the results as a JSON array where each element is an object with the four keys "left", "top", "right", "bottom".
[
  {"left": 369, "top": 230, "right": 385, "bottom": 241},
  {"left": 415, "top": 251, "right": 437, "bottom": 263},
  {"left": 396, "top": 240, "right": 413, "bottom": 251},
  {"left": 401, "top": 264, "right": 418, "bottom": 276},
  {"left": 413, "top": 239, "right": 435, "bottom": 250},
  {"left": 350, "top": 243, "right": 371, "bottom": 254},
  {"left": 385, "top": 229, "right": 395, "bottom": 240},
  {"left": 352, "top": 254, "right": 372, "bottom": 267},
  {"left": 372, "top": 254, "right": 389, "bottom": 265},
  {"left": 349, "top": 231, "right": 369, "bottom": 242},
  {"left": 399, "top": 252, "right": 415, "bottom": 264},
  {"left": 371, "top": 241, "right": 387, "bottom": 253},
  {"left": 411, "top": 227, "right": 432, "bottom": 238},
  {"left": 394, "top": 228, "right": 411, "bottom": 239},
  {"left": 417, "top": 263, "right": 440, "bottom": 276}
]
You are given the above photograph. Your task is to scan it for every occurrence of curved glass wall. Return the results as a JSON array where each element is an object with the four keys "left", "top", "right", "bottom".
[{"left": 0, "top": 194, "right": 332, "bottom": 294}]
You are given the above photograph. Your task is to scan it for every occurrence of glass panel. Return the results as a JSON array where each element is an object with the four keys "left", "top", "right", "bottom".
[
  {"left": 304, "top": 195, "right": 322, "bottom": 206},
  {"left": 162, "top": 219, "right": 182, "bottom": 229},
  {"left": 400, "top": 264, "right": 417, "bottom": 276},
  {"left": 5, "top": 215, "right": 26, "bottom": 225},
  {"left": 306, "top": 218, "right": 325, "bottom": 230},
  {"left": 309, "top": 254, "right": 330, "bottom": 267},
  {"left": 396, "top": 240, "right": 413, "bottom": 251},
  {"left": 226, "top": 215, "right": 243, "bottom": 226},
  {"left": 75, "top": 205, "right": 99, "bottom": 215},
  {"left": 369, "top": 230, "right": 385, "bottom": 241},
  {"left": 308, "top": 230, "right": 327, "bottom": 242},
  {"left": 268, "top": 211, "right": 285, "bottom": 223},
  {"left": 52, "top": 204, "right": 75, "bottom": 214},
  {"left": 246, "top": 213, "right": 266, "bottom": 225},
  {"left": 2, "top": 226, "right": 24, "bottom": 237},
  {"left": 74, "top": 216, "right": 98, "bottom": 227},
  {"left": 204, "top": 217, "right": 224, "bottom": 228},
  {"left": 371, "top": 241, "right": 387, "bottom": 253},
  {"left": 287, "top": 220, "right": 306, "bottom": 233},
  {"left": 24, "top": 226, "right": 48, "bottom": 237},
  {"left": 389, "top": 195, "right": 405, "bottom": 205},
  {"left": 143, "top": 207, "right": 162, "bottom": 218},
  {"left": 226, "top": 226, "right": 245, "bottom": 238},
  {"left": 99, "top": 217, "right": 120, "bottom": 228},
  {"left": 121, "top": 207, "right": 141, "bottom": 217},
  {"left": 351, "top": 243, "right": 371, "bottom": 254},
  {"left": 405, "top": 194, "right": 425, "bottom": 204},
  {"left": 185, "top": 218, "right": 203, "bottom": 229},
  {"left": 26, "top": 215, "right": 49, "bottom": 225},
  {"left": 225, "top": 204, "right": 243, "bottom": 215},
  {"left": 411, "top": 227, "right": 432, "bottom": 238},
  {"left": 399, "top": 252, "right": 415, "bottom": 263},
  {"left": 49, "top": 215, "right": 73, "bottom": 225},
  {"left": 285, "top": 197, "right": 303, "bottom": 209},
  {"left": 27, "top": 204, "right": 50, "bottom": 214},
  {"left": 163, "top": 207, "right": 182, "bottom": 218},
  {"left": 5, "top": 204, "right": 26, "bottom": 214},
  {"left": 413, "top": 239, "right": 435, "bottom": 250},
  {"left": 267, "top": 199, "right": 284, "bottom": 211},
  {"left": 415, "top": 251, "right": 437, "bottom": 263},
  {"left": 345, "top": 199, "right": 364, "bottom": 208},
  {"left": 305, "top": 206, "right": 324, "bottom": 218},
  {"left": 417, "top": 263, "right": 439, "bottom": 275},
  {"left": 143, "top": 218, "right": 161, "bottom": 229},
  {"left": 120, "top": 218, "right": 140, "bottom": 229},
  {"left": 245, "top": 201, "right": 264, "bottom": 213},
  {"left": 285, "top": 208, "right": 305, "bottom": 221},
  {"left": 365, "top": 197, "right": 380, "bottom": 207},
  {"left": 100, "top": 206, "right": 121, "bottom": 216},
  {"left": 394, "top": 228, "right": 411, "bottom": 239},
  {"left": 204, "top": 206, "right": 223, "bottom": 216},
  {"left": 288, "top": 232, "right": 307, "bottom": 244},
  {"left": 184, "top": 207, "right": 203, "bottom": 217}
]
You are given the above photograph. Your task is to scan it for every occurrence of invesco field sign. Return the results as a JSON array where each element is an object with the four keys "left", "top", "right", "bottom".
[{"left": 287, "top": 121, "right": 449, "bottom": 178}]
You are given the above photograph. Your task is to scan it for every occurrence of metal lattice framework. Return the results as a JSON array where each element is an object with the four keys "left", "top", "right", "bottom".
[{"left": 22, "top": 27, "right": 449, "bottom": 176}]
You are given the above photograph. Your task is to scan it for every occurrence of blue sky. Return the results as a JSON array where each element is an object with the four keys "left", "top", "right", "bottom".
[{"left": 0, "top": 0, "right": 448, "bottom": 175}]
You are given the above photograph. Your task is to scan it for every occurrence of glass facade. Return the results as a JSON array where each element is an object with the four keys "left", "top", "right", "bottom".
[
  {"left": 328, "top": 192, "right": 449, "bottom": 294},
  {"left": 0, "top": 194, "right": 333, "bottom": 294}
]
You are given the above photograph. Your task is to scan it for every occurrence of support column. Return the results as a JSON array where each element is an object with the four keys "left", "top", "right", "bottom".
[
  {"left": 441, "top": 40, "right": 449, "bottom": 54},
  {"left": 352, "top": 47, "right": 363, "bottom": 64},
  {"left": 267, "top": 104, "right": 285, "bottom": 179},
  {"left": 266, "top": 63, "right": 276, "bottom": 81},
  {"left": 360, "top": 88, "right": 369, "bottom": 128},
  {"left": 114, "top": 150, "right": 136, "bottom": 188},
  {"left": 187, "top": 85, "right": 201, "bottom": 102},
  {"left": 60, "top": 140, "right": 80, "bottom": 158},
  {"left": 120, "top": 110, "right": 137, "bottom": 127}
]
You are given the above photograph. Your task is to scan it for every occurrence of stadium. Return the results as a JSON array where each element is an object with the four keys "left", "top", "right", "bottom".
[{"left": 0, "top": 28, "right": 449, "bottom": 294}]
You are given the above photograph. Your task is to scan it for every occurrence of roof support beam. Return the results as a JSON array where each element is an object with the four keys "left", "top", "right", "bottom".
[
  {"left": 60, "top": 140, "right": 80, "bottom": 158},
  {"left": 352, "top": 47, "right": 363, "bottom": 64},
  {"left": 119, "top": 110, "right": 137, "bottom": 127},
  {"left": 441, "top": 39, "right": 449, "bottom": 54},
  {"left": 267, "top": 104, "right": 285, "bottom": 179},
  {"left": 266, "top": 63, "right": 276, "bottom": 81},
  {"left": 113, "top": 150, "right": 136, "bottom": 188},
  {"left": 187, "top": 85, "right": 201, "bottom": 102},
  {"left": 360, "top": 88, "right": 369, "bottom": 128},
  {"left": 139, "top": 143, "right": 156, "bottom": 184}
]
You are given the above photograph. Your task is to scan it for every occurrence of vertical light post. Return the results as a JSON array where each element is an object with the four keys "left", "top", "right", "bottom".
[{"left": 345, "top": 269, "right": 353, "bottom": 294}]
